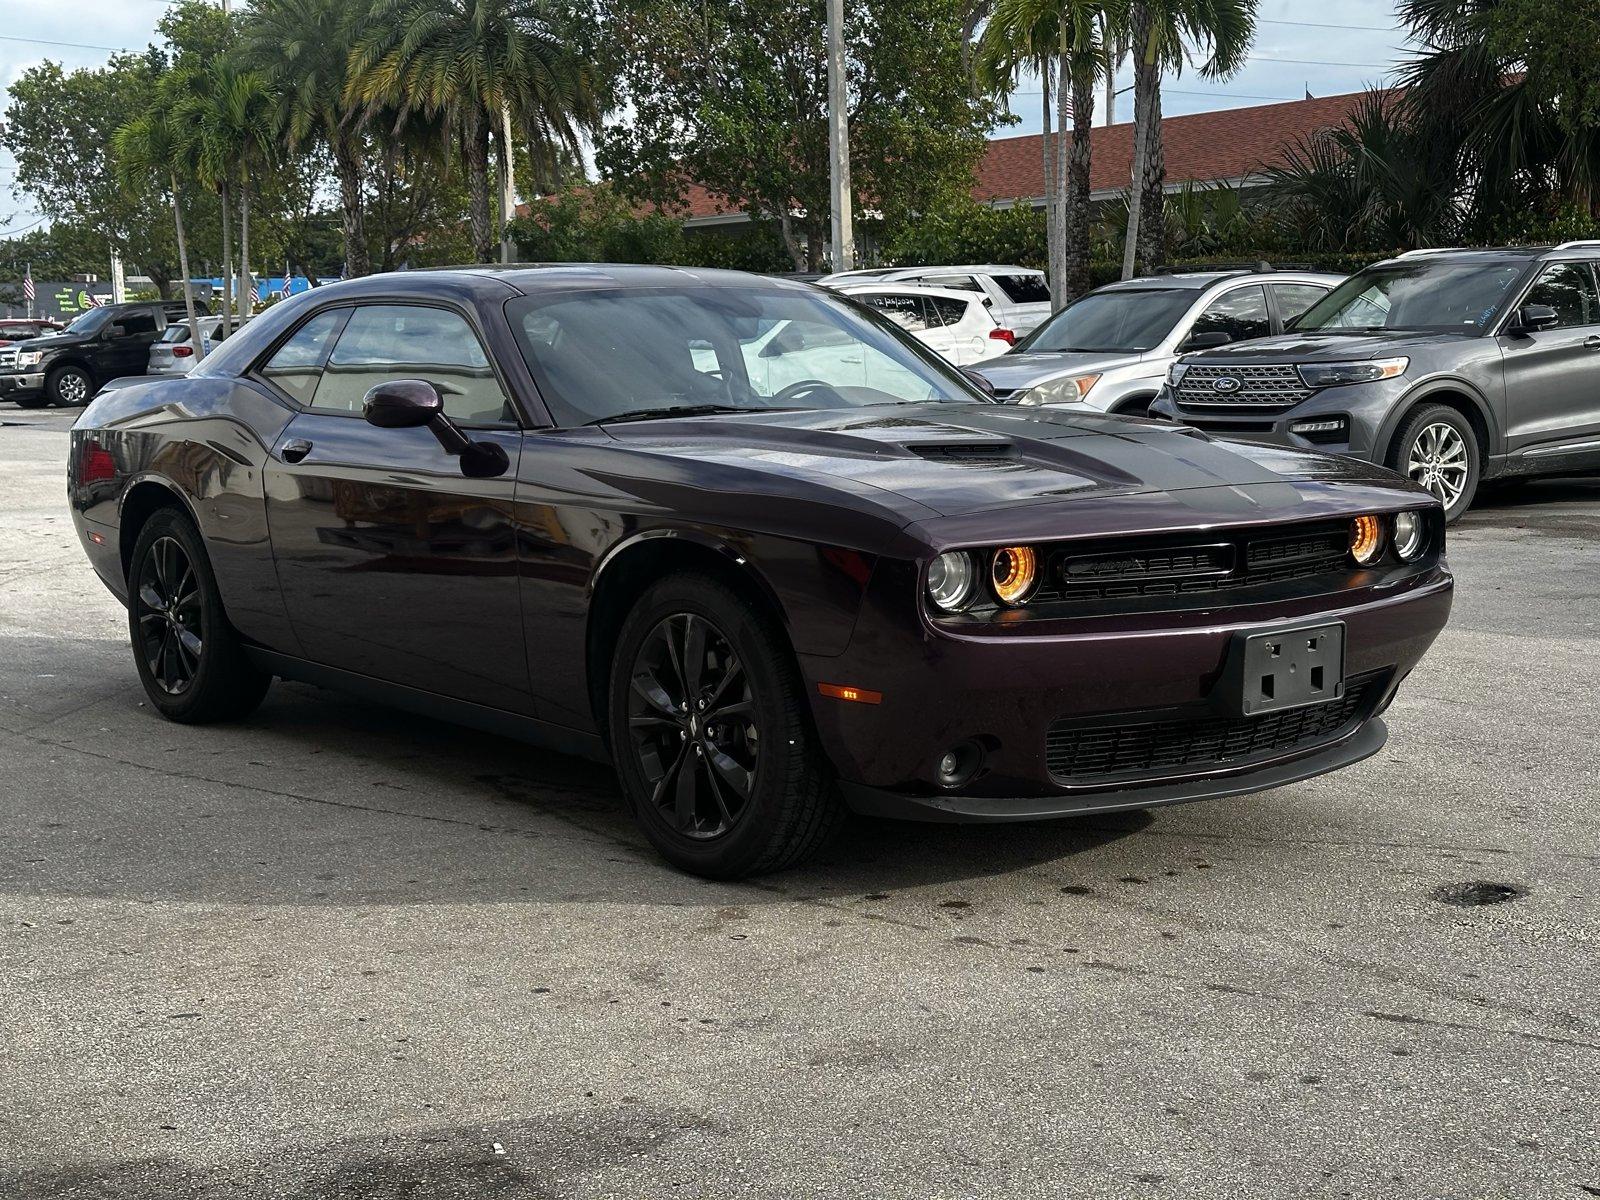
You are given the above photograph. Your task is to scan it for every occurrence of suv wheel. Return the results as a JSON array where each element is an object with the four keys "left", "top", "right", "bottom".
[
  {"left": 608, "top": 572, "right": 844, "bottom": 878},
  {"left": 1391, "top": 405, "right": 1479, "bottom": 523},
  {"left": 47, "top": 364, "right": 95, "bottom": 407}
]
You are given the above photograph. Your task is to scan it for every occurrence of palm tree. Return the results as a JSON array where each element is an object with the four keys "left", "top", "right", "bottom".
[
  {"left": 240, "top": 0, "right": 372, "bottom": 277},
  {"left": 1121, "top": 0, "right": 1257, "bottom": 279},
  {"left": 179, "top": 62, "right": 281, "bottom": 327},
  {"left": 113, "top": 77, "right": 205, "bottom": 355},
  {"left": 978, "top": 0, "right": 1118, "bottom": 307},
  {"left": 349, "top": 0, "right": 600, "bottom": 264}
]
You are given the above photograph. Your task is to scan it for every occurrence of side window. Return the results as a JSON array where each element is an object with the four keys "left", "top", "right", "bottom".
[
  {"left": 923, "top": 274, "right": 982, "bottom": 294},
  {"left": 1192, "top": 285, "right": 1270, "bottom": 344},
  {"left": 862, "top": 293, "right": 929, "bottom": 333},
  {"left": 1522, "top": 263, "right": 1600, "bottom": 328},
  {"left": 258, "top": 309, "right": 346, "bottom": 406},
  {"left": 926, "top": 295, "right": 973, "bottom": 326},
  {"left": 312, "top": 304, "right": 512, "bottom": 423},
  {"left": 1272, "top": 283, "right": 1329, "bottom": 328},
  {"left": 117, "top": 312, "right": 158, "bottom": 337}
]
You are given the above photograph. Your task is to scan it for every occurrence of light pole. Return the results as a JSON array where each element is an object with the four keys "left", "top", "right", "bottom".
[{"left": 826, "top": 0, "right": 854, "bottom": 272}]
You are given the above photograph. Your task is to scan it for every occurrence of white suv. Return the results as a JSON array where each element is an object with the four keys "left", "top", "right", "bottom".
[
  {"left": 839, "top": 284, "right": 1015, "bottom": 365},
  {"left": 821, "top": 264, "right": 1053, "bottom": 336}
]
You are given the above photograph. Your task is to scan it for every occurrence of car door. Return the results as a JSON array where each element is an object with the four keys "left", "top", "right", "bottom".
[
  {"left": 925, "top": 294, "right": 988, "bottom": 363},
  {"left": 1497, "top": 261, "right": 1600, "bottom": 456},
  {"left": 101, "top": 308, "right": 163, "bottom": 380},
  {"left": 259, "top": 302, "right": 531, "bottom": 713},
  {"left": 1185, "top": 284, "right": 1272, "bottom": 349},
  {"left": 856, "top": 290, "right": 943, "bottom": 355}
]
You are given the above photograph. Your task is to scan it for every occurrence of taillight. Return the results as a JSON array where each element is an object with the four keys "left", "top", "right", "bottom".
[
  {"left": 988, "top": 328, "right": 1016, "bottom": 345},
  {"left": 173, "top": 345, "right": 194, "bottom": 358},
  {"left": 78, "top": 439, "right": 116, "bottom": 484}
]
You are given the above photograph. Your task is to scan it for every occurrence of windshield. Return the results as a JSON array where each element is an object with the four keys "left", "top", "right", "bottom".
[
  {"left": 64, "top": 308, "right": 111, "bottom": 335},
  {"left": 1016, "top": 288, "right": 1196, "bottom": 353},
  {"left": 507, "top": 286, "right": 985, "bottom": 426},
  {"left": 1294, "top": 261, "right": 1527, "bottom": 332}
]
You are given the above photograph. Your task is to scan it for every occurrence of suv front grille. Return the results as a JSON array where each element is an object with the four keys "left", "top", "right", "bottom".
[
  {"left": 1045, "top": 672, "right": 1381, "bottom": 784},
  {"left": 1176, "top": 364, "right": 1311, "bottom": 410}
]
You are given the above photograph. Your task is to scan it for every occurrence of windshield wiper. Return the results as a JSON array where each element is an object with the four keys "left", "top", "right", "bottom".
[{"left": 584, "top": 404, "right": 758, "bottom": 426}]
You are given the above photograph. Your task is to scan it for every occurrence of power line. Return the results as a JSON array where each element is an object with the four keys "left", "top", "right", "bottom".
[
  {"left": 1259, "top": 18, "right": 1401, "bottom": 32},
  {"left": 0, "top": 33, "right": 131, "bottom": 52},
  {"left": 1251, "top": 54, "right": 1395, "bottom": 68}
]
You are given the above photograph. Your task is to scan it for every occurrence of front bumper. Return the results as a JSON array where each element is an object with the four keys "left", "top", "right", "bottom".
[
  {"left": 799, "top": 562, "right": 1452, "bottom": 823},
  {"left": 1149, "top": 378, "right": 1404, "bottom": 460},
  {"left": 0, "top": 371, "right": 45, "bottom": 396}
]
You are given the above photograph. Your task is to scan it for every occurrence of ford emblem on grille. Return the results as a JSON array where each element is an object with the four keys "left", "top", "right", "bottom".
[{"left": 1211, "top": 376, "right": 1242, "bottom": 394}]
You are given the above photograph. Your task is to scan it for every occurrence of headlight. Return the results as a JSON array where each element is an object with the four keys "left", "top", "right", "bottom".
[
  {"left": 1166, "top": 361, "right": 1188, "bottom": 387},
  {"left": 1349, "top": 514, "right": 1385, "bottom": 565},
  {"left": 1298, "top": 357, "right": 1408, "bottom": 388},
  {"left": 1393, "top": 511, "right": 1426, "bottom": 561},
  {"left": 1015, "top": 373, "right": 1101, "bottom": 406},
  {"left": 17, "top": 351, "right": 42, "bottom": 368},
  {"left": 926, "top": 551, "right": 976, "bottom": 612},
  {"left": 989, "top": 545, "right": 1038, "bottom": 606}
]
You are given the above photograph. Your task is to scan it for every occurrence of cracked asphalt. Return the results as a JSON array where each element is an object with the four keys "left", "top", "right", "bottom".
[{"left": 2, "top": 406, "right": 1598, "bottom": 1199}]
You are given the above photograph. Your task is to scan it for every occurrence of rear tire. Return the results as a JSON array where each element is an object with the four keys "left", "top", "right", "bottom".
[
  {"left": 127, "top": 507, "right": 271, "bottom": 723},
  {"left": 46, "top": 364, "right": 95, "bottom": 407},
  {"left": 608, "top": 572, "right": 844, "bottom": 878},
  {"left": 1390, "top": 404, "right": 1479, "bottom": 524}
]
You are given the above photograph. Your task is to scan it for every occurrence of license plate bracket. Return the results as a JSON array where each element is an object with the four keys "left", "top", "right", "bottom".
[{"left": 1222, "top": 621, "right": 1345, "bottom": 717}]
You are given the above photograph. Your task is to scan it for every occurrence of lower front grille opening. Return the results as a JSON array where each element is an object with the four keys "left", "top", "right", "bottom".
[{"left": 1045, "top": 672, "right": 1383, "bottom": 785}]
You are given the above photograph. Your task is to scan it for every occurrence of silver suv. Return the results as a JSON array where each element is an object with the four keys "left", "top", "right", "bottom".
[
  {"left": 971, "top": 269, "right": 1341, "bottom": 416},
  {"left": 1151, "top": 243, "right": 1600, "bottom": 521}
]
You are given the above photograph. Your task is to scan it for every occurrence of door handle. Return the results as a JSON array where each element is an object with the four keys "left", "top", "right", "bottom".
[
  {"left": 281, "top": 438, "right": 313, "bottom": 464},
  {"left": 1585, "top": 335, "right": 1600, "bottom": 350}
]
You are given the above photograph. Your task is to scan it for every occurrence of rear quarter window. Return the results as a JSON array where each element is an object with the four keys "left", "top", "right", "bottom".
[{"left": 993, "top": 274, "right": 1051, "bottom": 304}]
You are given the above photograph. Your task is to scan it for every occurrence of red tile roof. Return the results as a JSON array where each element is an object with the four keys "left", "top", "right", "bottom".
[{"left": 975, "top": 89, "right": 1385, "bottom": 203}]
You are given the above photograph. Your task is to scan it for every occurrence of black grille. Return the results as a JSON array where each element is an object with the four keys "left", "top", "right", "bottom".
[
  {"left": 908, "top": 442, "right": 1016, "bottom": 463},
  {"left": 1045, "top": 673, "right": 1381, "bottom": 784},
  {"left": 1032, "top": 520, "right": 1351, "bottom": 605},
  {"left": 1176, "top": 364, "right": 1311, "bottom": 410}
]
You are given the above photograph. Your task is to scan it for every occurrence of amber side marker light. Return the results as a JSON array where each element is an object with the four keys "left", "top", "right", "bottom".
[
  {"left": 990, "top": 545, "right": 1038, "bottom": 605},
  {"left": 818, "top": 683, "right": 883, "bottom": 705},
  {"left": 1349, "top": 514, "right": 1385, "bottom": 565}
]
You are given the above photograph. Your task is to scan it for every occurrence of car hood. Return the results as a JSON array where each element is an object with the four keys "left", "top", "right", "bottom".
[
  {"left": 599, "top": 402, "right": 1410, "bottom": 522},
  {"left": 971, "top": 350, "right": 1143, "bottom": 391},
  {"left": 17, "top": 332, "right": 87, "bottom": 352},
  {"left": 1182, "top": 330, "right": 1474, "bottom": 363}
]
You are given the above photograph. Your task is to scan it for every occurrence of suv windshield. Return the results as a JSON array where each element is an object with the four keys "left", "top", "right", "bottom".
[
  {"left": 1294, "top": 261, "right": 1527, "bottom": 333},
  {"left": 1016, "top": 288, "right": 1195, "bottom": 353},
  {"left": 508, "top": 286, "right": 983, "bottom": 426}
]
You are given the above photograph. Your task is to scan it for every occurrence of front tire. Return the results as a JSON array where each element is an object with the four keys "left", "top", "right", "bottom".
[
  {"left": 1391, "top": 404, "right": 1479, "bottom": 524},
  {"left": 608, "top": 572, "right": 843, "bottom": 878},
  {"left": 46, "top": 364, "right": 95, "bottom": 407},
  {"left": 127, "top": 507, "right": 271, "bottom": 723}
]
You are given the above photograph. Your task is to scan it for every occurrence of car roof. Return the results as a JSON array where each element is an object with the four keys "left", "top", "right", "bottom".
[
  {"left": 838, "top": 283, "right": 984, "bottom": 303},
  {"left": 1370, "top": 246, "right": 1566, "bottom": 268},
  {"left": 881, "top": 264, "right": 1042, "bottom": 279},
  {"left": 277, "top": 263, "right": 851, "bottom": 304}
]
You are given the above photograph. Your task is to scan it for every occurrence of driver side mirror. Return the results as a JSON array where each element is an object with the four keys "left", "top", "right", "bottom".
[
  {"left": 1510, "top": 303, "right": 1559, "bottom": 335},
  {"left": 363, "top": 379, "right": 509, "bottom": 479},
  {"left": 960, "top": 367, "right": 998, "bottom": 399},
  {"left": 1183, "top": 330, "right": 1233, "bottom": 351}
]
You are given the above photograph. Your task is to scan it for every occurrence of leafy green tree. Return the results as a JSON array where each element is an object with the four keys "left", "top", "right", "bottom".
[
  {"left": 1122, "top": 0, "right": 1256, "bottom": 277},
  {"left": 598, "top": 0, "right": 999, "bottom": 271},
  {"left": 349, "top": 0, "right": 601, "bottom": 263},
  {"left": 240, "top": 0, "right": 372, "bottom": 276}
]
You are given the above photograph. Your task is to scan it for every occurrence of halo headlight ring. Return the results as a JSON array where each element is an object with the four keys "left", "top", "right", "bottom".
[
  {"left": 990, "top": 545, "right": 1038, "bottom": 606},
  {"left": 1349, "top": 514, "right": 1385, "bottom": 566}
]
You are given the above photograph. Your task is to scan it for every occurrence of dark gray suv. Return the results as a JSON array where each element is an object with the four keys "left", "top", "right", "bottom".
[{"left": 1150, "top": 243, "right": 1600, "bottom": 520}]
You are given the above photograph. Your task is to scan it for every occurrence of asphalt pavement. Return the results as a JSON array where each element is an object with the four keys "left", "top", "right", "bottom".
[{"left": 2, "top": 405, "right": 1597, "bottom": 1199}]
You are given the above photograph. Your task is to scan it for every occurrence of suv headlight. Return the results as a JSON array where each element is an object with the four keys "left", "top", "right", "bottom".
[
  {"left": 1166, "top": 362, "right": 1188, "bottom": 387},
  {"left": 1016, "top": 373, "right": 1101, "bottom": 405},
  {"left": 1298, "top": 357, "right": 1408, "bottom": 388},
  {"left": 16, "top": 351, "right": 42, "bottom": 368}
]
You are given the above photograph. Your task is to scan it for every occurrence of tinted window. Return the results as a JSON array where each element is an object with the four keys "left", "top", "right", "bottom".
[
  {"left": 259, "top": 309, "right": 346, "bottom": 406},
  {"left": 313, "top": 305, "right": 512, "bottom": 423},
  {"left": 927, "top": 295, "right": 974, "bottom": 326},
  {"left": 116, "top": 312, "right": 158, "bottom": 337},
  {"left": 1018, "top": 288, "right": 1195, "bottom": 353},
  {"left": 859, "top": 293, "right": 930, "bottom": 333},
  {"left": 1296, "top": 261, "right": 1525, "bottom": 332},
  {"left": 1522, "top": 263, "right": 1599, "bottom": 328},
  {"left": 1191, "top": 286, "right": 1269, "bottom": 345},
  {"left": 1272, "top": 283, "right": 1329, "bottom": 327},
  {"left": 993, "top": 274, "right": 1050, "bottom": 304},
  {"left": 507, "top": 286, "right": 979, "bottom": 426}
]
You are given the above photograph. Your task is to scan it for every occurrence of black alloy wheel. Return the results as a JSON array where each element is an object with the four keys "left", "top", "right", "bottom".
[
  {"left": 627, "top": 612, "right": 758, "bottom": 840},
  {"left": 135, "top": 535, "right": 204, "bottom": 694},
  {"left": 126, "top": 507, "right": 271, "bottom": 723},
  {"left": 609, "top": 572, "right": 844, "bottom": 878}
]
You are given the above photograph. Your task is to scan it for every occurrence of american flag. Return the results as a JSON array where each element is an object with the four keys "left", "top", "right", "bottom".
[
  {"left": 21, "top": 269, "right": 33, "bottom": 305},
  {"left": 84, "top": 291, "right": 103, "bottom": 308}
]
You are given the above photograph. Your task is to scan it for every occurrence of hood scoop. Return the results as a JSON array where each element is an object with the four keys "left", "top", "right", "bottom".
[{"left": 907, "top": 441, "right": 1019, "bottom": 465}]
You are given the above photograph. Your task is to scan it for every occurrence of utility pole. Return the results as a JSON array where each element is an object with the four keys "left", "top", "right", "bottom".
[
  {"left": 826, "top": 0, "right": 854, "bottom": 272},
  {"left": 500, "top": 104, "right": 516, "bottom": 265}
]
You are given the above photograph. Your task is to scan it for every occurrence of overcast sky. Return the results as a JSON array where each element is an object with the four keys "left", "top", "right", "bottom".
[{"left": 0, "top": 0, "right": 1413, "bottom": 239}]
